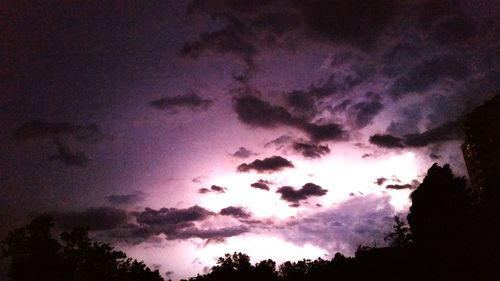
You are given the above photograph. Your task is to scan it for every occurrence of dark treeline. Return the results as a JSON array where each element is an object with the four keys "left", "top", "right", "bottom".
[{"left": 3, "top": 163, "right": 500, "bottom": 281}]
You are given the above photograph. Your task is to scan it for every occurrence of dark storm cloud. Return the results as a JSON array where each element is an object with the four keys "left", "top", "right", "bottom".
[
  {"left": 371, "top": 119, "right": 464, "bottom": 149},
  {"left": 390, "top": 56, "right": 469, "bottom": 97},
  {"left": 295, "top": 0, "right": 400, "bottom": 47},
  {"left": 149, "top": 93, "right": 213, "bottom": 111},
  {"left": 210, "top": 185, "right": 226, "bottom": 193},
  {"left": 55, "top": 207, "right": 128, "bottom": 231},
  {"left": 197, "top": 185, "right": 227, "bottom": 194},
  {"left": 50, "top": 139, "right": 90, "bottom": 167},
  {"left": 110, "top": 205, "right": 251, "bottom": 242},
  {"left": 403, "top": 119, "right": 464, "bottom": 147},
  {"left": 13, "top": 120, "right": 102, "bottom": 143},
  {"left": 250, "top": 179, "right": 273, "bottom": 191},
  {"left": 285, "top": 75, "right": 338, "bottom": 115},
  {"left": 232, "top": 147, "right": 257, "bottom": 159},
  {"left": 292, "top": 141, "right": 330, "bottom": 158},
  {"left": 302, "top": 122, "right": 345, "bottom": 142},
  {"left": 347, "top": 93, "right": 384, "bottom": 129},
  {"left": 184, "top": 0, "right": 300, "bottom": 69},
  {"left": 386, "top": 107, "right": 422, "bottom": 136},
  {"left": 233, "top": 95, "right": 297, "bottom": 128},
  {"left": 180, "top": 23, "right": 257, "bottom": 67},
  {"left": 369, "top": 134, "right": 404, "bottom": 148},
  {"left": 134, "top": 205, "right": 214, "bottom": 226},
  {"left": 107, "top": 191, "right": 146, "bottom": 205},
  {"left": 220, "top": 206, "right": 251, "bottom": 218},
  {"left": 386, "top": 184, "right": 413, "bottom": 190},
  {"left": 276, "top": 183, "right": 328, "bottom": 204},
  {"left": 198, "top": 188, "right": 211, "bottom": 194},
  {"left": 375, "top": 177, "right": 388, "bottom": 186},
  {"left": 13, "top": 120, "right": 103, "bottom": 167},
  {"left": 237, "top": 156, "right": 294, "bottom": 173}
]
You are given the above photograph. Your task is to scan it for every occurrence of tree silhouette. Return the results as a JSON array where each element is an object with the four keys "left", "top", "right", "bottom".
[
  {"left": 1, "top": 216, "right": 163, "bottom": 281},
  {"left": 407, "top": 163, "right": 476, "bottom": 280},
  {"left": 384, "top": 215, "right": 412, "bottom": 248}
]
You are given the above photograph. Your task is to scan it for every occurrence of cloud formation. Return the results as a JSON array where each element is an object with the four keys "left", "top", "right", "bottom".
[
  {"left": 232, "top": 147, "right": 257, "bottom": 159},
  {"left": 250, "top": 179, "right": 273, "bottom": 191},
  {"left": 220, "top": 206, "right": 251, "bottom": 219},
  {"left": 107, "top": 191, "right": 146, "bottom": 205},
  {"left": 134, "top": 205, "right": 214, "bottom": 226},
  {"left": 233, "top": 95, "right": 345, "bottom": 141},
  {"left": 237, "top": 156, "right": 294, "bottom": 173},
  {"left": 370, "top": 119, "right": 464, "bottom": 149},
  {"left": 50, "top": 138, "right": 90, "bottom": 167},
  {"left": 149, "top": 93, "right": 213, "bottom": 111},
  {"left": 369, "top": 134, "right": 404, "bottom": 148},
  {"left": 13, "top": 120, "right": 104, "bottom": 167},
  {"left": 292, "top": 141, "right": 330, "bottom": 158},
  {"left": 276, "top": 183, "right": 328, "bottom": 205},
  {"left": 386, "top": 184, "right": 413, "bottom": 190}
]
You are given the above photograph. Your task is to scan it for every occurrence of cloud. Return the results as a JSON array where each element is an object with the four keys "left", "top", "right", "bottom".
[
  {"left": 403, "top": 119, "right": 464, "bottom": 147},
  {"left": 198, "top": 185, "right": 227, "bottom": 194},
  {"left": 149, "top": 93, "right": 213, "bottom": 111},
  {"left": 391, "top": 56, "right": 469, "bottom": 97},
  {"left": 302, "top": 122, "right": 345, "bottom": 142},
  {"left": 12, "top": 120, "right": 104, "bottom": 167},
  {"left": 292, "top": 141, "right": 330, "bottom": 158},
  {"left": 220, "top": 206, "right": 251, "bottom": 218},
  {"left": 237, "top": 156, "right": 294, "bottom": 173},
  {"left": 250, "top": 179, "right": 272, "bottom": 191},
  {"left": 134, "top": 205, "right": 214, "bottom": 226},
  {"left": 370, "top": 119, "right": 464, "bottom": 149},
  {"left": 375, "top": 177, "right": 388, "bottom": 186},
  {"left": 232, "top": 147, "right": 257, "bottom": 158},
  {"left": 107, "top": 191, "right": 146, "bottom": 205},
  {"left": 233, "top": 95, "right": 297, "bottom": 128},
  {"left": 55, "top": 207, "right": 128, "bottom": 230},
  {"left": 198, "top": 188, "right": 211, "bottom": 194},
  {"left": 49, "top": 138, "right": 90, "bottom": 167},
  {"left": 347, "top": 93, "right": 384, "bottom": 129},
  {"left": 386, "top": 184, "right": 413, "bottom": 190},
  {"left": 233, "top": 95, "right": 346, "bottom": 141},
  {"left": 181, "top": 24, "right": 257, "bottom": 68},
  {"left": 369, "top": 134, "right": 404, "bottom": 148},
  {"left": 210, "top": 185, "right": 226, "bottom": 193},
  {"left": 276, "top": 183, "right": 328, "bottom": 205},
  {"left": 277, "top": 195, "right": 395, "bottom": 255}
]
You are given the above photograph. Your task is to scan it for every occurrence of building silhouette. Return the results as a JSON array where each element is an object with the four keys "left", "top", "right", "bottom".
[{"left": 462, "top": 95, "right": 500, "bottom": 196}]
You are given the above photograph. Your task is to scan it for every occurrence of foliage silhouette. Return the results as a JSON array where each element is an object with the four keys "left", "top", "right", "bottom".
[
  {"left": 1, "top": 216, "right": 163, "bottom": 281},
  {"left": 384, "top": 215, "right": 412, "bottom": 248}
]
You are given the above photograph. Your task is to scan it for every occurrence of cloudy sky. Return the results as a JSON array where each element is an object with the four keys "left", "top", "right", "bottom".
[{"left": 1, "top": 0, "right": 499, "bottom": 279}]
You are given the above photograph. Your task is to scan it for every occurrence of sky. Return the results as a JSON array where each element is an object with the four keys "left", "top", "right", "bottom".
[{"left": 1, "top": 0, "right": 499, "bottom": 280}]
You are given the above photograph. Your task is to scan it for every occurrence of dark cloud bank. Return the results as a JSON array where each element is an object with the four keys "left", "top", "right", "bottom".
[
  {"left": 277, "top": 183, "right": 328, "bottom": 207},
  {"left": 237, "top": 155, "right": 294, "bottom": 173}
]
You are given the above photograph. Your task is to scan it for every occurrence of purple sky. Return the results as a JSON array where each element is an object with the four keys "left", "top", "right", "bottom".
[{"left": 1, "top": 0, "right": 499, "bottom": 279}]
